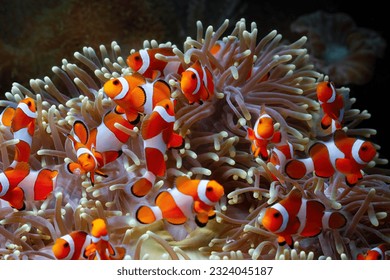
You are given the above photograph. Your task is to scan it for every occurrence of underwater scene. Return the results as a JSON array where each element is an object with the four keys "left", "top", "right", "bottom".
[{"left": 0, "top": 1, "right": 389, "bottom": 260}]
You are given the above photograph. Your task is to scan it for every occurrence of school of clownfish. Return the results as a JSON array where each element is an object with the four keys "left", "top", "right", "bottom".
[{"left": 0, "top": 44, "right": 388, "bottom": 260}]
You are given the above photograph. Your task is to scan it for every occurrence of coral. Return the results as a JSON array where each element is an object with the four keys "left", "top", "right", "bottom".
[
  {"left": 290, "top": 10, "right": 387, "bottom": 86},
  {"left": 0, "top": 18, "right": 389, "bottom": 260}
]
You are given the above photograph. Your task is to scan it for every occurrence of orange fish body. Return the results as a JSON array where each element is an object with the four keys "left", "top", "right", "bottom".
[
  {"left": 357, "top": 244, "right": 388, "bottom": 260},
  {"left": 126, "top": 47, "right": 184, "bottom": 80},
  {"left": 316, "top": 81, "right": 344, "bottom": 130},
  {"left": 136, "top": 176, "right": 224, "bottom": 227},
  {"left": 52, "top": 231, "right": 91, "bottom": 260},
  {"left": 180, "top": 60, "right": 214, "bottom": 105},
  {"left": 246, "top": 112, "right": 281, "bottom": 160},
  {"left": 19, "top": 167, "right": 58, "bottom": 201},
  {"left": 284, "top": 130, "right": 376, "bottom": 186},
  {"left": 3, "top": 98, "right": 37, "bottom": 167},
  {"left": 0, "top": 162, "right": 30, "bottom": 210},
  {"left": 103, "top": 74, "right": 172, "bottom": 124},
  {"left": 131, "top": 99, "right": 184, "bottom": 197},
  {"left": 262, "top": 189, "right": 346, "bottom": 248},
  {"left": 85, "top": 218, "right": 125, "bottom": 260}
]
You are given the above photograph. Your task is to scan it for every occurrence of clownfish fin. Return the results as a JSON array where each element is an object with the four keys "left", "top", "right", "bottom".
[
  {"left": 328, "top": 212, "right": 347, "bottom": 229},
  {"left": 73, "top": 120, "right": 89, "bottom": 145},
  {"left": 13, "top": 161, "right": 30, "bottom": 171},
  {"left": 0, "top": 107, "right": 16, "bottom": 127},
  {"left": 126, "top": 111, "right": 142, "bottom": 125},
  {"left": 284, "top": 159, "right": 307, "bottom": 180},
  {"left": 321, "top": 114, "right": 333, "bottom": 130},
  {"left": 131, "top": 178, "right": 153, "bottom": 197},
  {"left": 153, "top": 79, "right": 171, "bottom": 98},
  {"left": 5, "top": 186, "right": 25, "bottom": 210},
  {"left": 34, "top": 169, "right": 58, "bottom": 200},
  {"left": 167, "top": 133, "right": 184, "bottom": 149},
  {"left": 95, "top": 169, "right": 108, "bottom": 178},
  {"left": 271, "top": 131, "right": 282, "bottom": 143},
  {"left": 136, "top": 205, "right": 158, "bottom": 224},
  {"left": 195, "top": 213, "right": 209, "bottom": 227},
  {"left": 345, "top": 173, "right": 362, "bottom": 187},
  {"left": 151, "top": 70, "right": 162, "bottom": 81},
  {"left": 129, "top": 86, "right": 147, "bottom": 109},
  {"left": 175, "top": 176, "right": 191, "bottom": 187},
  {"left": 109, "top": 246, "right": 126, "bottom": 260},
  {"left": 335, "top": 158, "right": 354, "bottom": 174},
  {"left": 66, "top": 162, "right": 85, "bottom": 175},
  {"left": 114, "top": 105, "right": 126, "bottom": 115},
  {"left": 246, "top": 127, "right": 255, "bottom": 140}
]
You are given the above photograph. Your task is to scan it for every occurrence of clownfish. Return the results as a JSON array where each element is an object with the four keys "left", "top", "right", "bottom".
[
  {"left": 0, "top": 98, "right": 37, "bottom": 167},
  {"left": 84, "top": 218, "right": 126, "bottom": 260},
  {"left": 131, "top": 99, "right": 184, "bottom": 197},
  {"left": 18, "top": 167, "right": 58, "bottom": 202},
  {"left": 126, "top": 47, "right": 184, "bottom": 80},
  {"left": 180, "top": 60, "right": 214, "bottom": 105},
  {"left": 103, "top": 74, "right": 172, "bottom": 124},
  {"left": 52, "top": 230, "right": 91, "bottom": 260},
  {"left": 66, "top": 108, "right": 135, "bottom": 184},
  {"left": 262, "top": 188, "right": 346, "bottom": 248},
  {"left": 357, "top": 244, "right": 389, "bottom": 260},
  {"left": 284, "top": 130, "right": 376, "bottom": 186},
  {"left": 246, "top": 110, "right": 281, "bottom": 160},
  {"left": 136, "top": 176, "right": 225, "bottom": 227},
  {"left": 316, "top": 81, "right": 344, "bottom": 130}
]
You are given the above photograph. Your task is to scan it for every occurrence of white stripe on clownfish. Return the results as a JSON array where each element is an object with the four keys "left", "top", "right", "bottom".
[
  {"left": 153, "top": 104, "right": 176, "bottom": 123},
  {"left": 197, "top": 180, "right": 214, "bottom": 206},
  {"left": 352, "top": 139, "right": 367, "bottom": 165},
  {"left": 137, "top": 49, "right": 151, "bottom": 75},
  {"left": 296, "top": 199, "right": 307, "bottom": 235},
  {"left": 0, "top": 172, "right": 10, "bottom": 197},
  {"left": 113, "top": 77, "right": 130, "bottom": 100},
  {"left": 186, "top": 68, "right": 201, "bottom": 95},
  {"left": 169, "top": 187, "right": 194, "bottom": 218},
  {"left": 270, "top": 203, "right": 289, "bottom": 234}
]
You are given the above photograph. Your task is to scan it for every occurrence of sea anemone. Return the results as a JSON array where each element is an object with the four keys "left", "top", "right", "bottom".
[
  {"left": 290, "top": 10, "right": 387, "bottom": 86},
  {"left": 0, "top": 18, "right": 389, "bottom": 260}
]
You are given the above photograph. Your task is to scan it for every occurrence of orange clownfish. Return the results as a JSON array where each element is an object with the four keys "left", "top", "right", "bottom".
[
  {"left": 66, "top": 108, "right": 135, "bottom": 184},
  {"left": 131, "top": 99, "right": 184, "bottom": 197},
  {"left": 84, "top": 218, "right": 126, "bottom": 260},
  {"left": 262, "top": 188, "right": 346, "bottom": 248},
  {"left": 316, "top": 81, "right": 344, "bottom": 130},
  {"left": 246, "top": 111, "right": 281, "bottom": 160},
  {"left": 180, "top": 60, "right": 214, "bottom": 105},
  {"left": 0, "top": 98, "right": 37, "bottom": 167},
  {"left": 357, "top": 244, "right": 389, "bottom": 260},
  {"left": 66, "top": 121, "right": 107, "bottom": 186},
  {"left": 284, "top": 130, "right": 376, "bottom": 186},
  {"left": 136, "top": 176, "right": 225, "bottom": 227},
  {"left": 126, "top": 47, "right": 184, "bottom": 80},
  {"left": 103, "top": 74, "right": 172, "bottom": 124},
  {"left": 52, "top": 230, "right": 91, "bottom": 260}
]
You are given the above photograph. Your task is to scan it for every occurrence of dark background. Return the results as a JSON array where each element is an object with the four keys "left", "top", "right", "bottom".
[{"left": 0, "top": 0, "right": 388, "bottom": 164}]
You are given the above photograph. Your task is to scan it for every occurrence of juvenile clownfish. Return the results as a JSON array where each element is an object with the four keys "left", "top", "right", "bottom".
[
  {"left": 84, "top": 218, "right": 126, "bottom": 260},
  {"left": 246, "top": 110, "right": 281, "bottom": 160},
  {"left": 180, "top": 60, "right": 214, "bottom": 105},
  {"left": 126, "top": 47, "right": 184, "bottom": 80},
  {"left": 136, "top": 176, "right": 225, "bottom": 227},
  {"left": 52, "top": 230, "right": 91, "bottom": 260},
  {"left": 284, "top": 130, "right": 376, "bottom": 186},
  {"left": 103, "top": 74, "right": 172, "bottom": 124},
  {"left": 357, "top": 244, "right": 389, "bottom": 260},
  {"left": 316, "top": 81, "right": 344, "bottom": 130},
  {"left": 262, "top": 188, "right": 346, "bottom": 248},
  {"left": 131, "top": 99, "right": 184, "bottom": 197}
]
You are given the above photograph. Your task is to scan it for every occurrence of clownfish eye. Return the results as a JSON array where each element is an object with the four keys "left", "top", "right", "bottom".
[
  {"left": 26, "top": 100, "right": 32, "bottom": 106},
  {"left": 113, "top": 79, "right": 120, "bottom": 86},
  {"left": 63, "top": 242, "right": 69, "bottom": 248},
  {"left": 134, "top": 55, "right": 141, "bottom": 61},
  {"left": 326, "top": 82, "right": 331, "bottom": 87},
  {"left": 273, "top": 212, "right": 281, "bottom": 218},
  {"left": 206, "top": 186, "right": 213, "bottom": 192},
  {"left": 191, "top": 73, "right": 196, "bottom": 79},
  {"left": 165, "top": 104, "right": 169, "bottom": 109},
  {"left": 87, "top": 154, "right": 91, "bottom": 159}
]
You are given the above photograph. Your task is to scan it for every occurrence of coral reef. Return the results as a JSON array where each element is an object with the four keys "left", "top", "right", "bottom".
[{"left": 0, "top": 18, "right": 389, "bottom": 260}]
